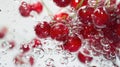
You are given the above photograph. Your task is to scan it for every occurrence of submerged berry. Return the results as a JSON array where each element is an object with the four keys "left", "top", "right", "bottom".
[
  {"left": 78, "top": 6, "right": 94, "bottom": 23},
  {"left": 78, "top": 52, "right": 93, "bottom": 63},
  {"left": 50, "top": 23, "right": 69, "bottom": 41},
  {"left": 0, "top": 27, "right": 7, "bottom": 39},
  {"left": 71, "top": 0, "right": 88, "bottom": 10},
  {"left": 63, "top": 35, "right": 81, "bottom": 52},
  {"left": 54, "top": 12, "right": 69, "bottom": 22},
  {"left": 20, "top": 44, "right": 30, "bottom": 53},
  {"left": 92, "top": 7, "right": 109, "bottom": 28},
  {"left": 34, "top": 21, "right": 51, "bottom": 38},
  {"left": 19, "top": 2, "right": 32, "bottom": 17},
  {"left": 79, "top": 24, "right": 98, "bottom": 38},
  {"left": 53, "top": 0, "right": 72, "bottom": 7},
  {"left": 31, "top": 2, "right": 43, "bottom": 14}
]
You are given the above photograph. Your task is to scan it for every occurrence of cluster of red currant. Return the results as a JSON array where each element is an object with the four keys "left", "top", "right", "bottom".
[{"left": 18, "top": 0, "right": 120, "bottom": 66}]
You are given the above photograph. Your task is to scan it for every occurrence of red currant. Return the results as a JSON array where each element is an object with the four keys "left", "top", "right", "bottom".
[
  {"left": 29, "top": 56, "right": 34, "bottom": 66},
  {"left": 32, "top": 38, "right": 41, "bottom": 48},
  {"left": 54, "top": 12, "right": 69, "bottom": 22},
  {"left": 92, "top": 7, "right": 109, "bottom": 28},
  {"left": 9, "top": 40, "right": 15, "bottom": 49},
  {"left": 14, "top": 54, "right": 24, "bottom": 65},
  {"left": 53, "top": 0, "right": 72, "bottom": 7},
  {"left": 78, "top": 52, "right": 93, "bottom": 63},
  {"left": 78, "top": 6, "right": 94, "bottom": 23},
  {"left": 117, "top": 3, "right": 120, "bottom": 16},
  {"left": 63, "top": 35, "right": 81, "bottom": 52},
  {"left": 20, "top": 44, "right": 30, "bottom": 53},
  {"left": 110, "top": 0, "right": 116, "bottom": 6},
  {"left": 0, "top": 27, "right": 7, "bottom": 39},
  {"left": 19, "top": 2, "right": 32, "bottom": 17},
  {"left": 115, "top": 24, "right": 120, "bottom": 36},
  {"left": 0, "top": 32, "right": 5, "bottom": 39},
  {"left": 50, "top": 23, "right": 69, "bottom": 41},
  {"left": 71, "top": 0, "right": 88, "bottom": 10},
  {"left": 102, "top": 26, "right": 120, "bottom": 44},
  {"left": 34, "top": 21, "right": 51, "bottom": 38},
  {"left": 31, "top": 2, "right": 43, "bottom": 14},
  {"left": 79, "top": 24, "right": 98, "bottom": 38}
]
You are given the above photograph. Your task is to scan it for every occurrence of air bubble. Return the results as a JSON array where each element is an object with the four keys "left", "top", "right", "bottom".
[
  {"left": 1, "top": 50, "right": 7, "bottom": 55},
  {"left": 1, "top": 41, "right": 9, "bottom": 48},
  {"left": 103, "top": 46, "right": 110, "bottom": 52},
  {"left": 100, "top": 38, "right": 110, "bottom": 45},
  {"left": 33, "top": 48, "right": 44, "bottom": 58},
  {"left": 64, "top": 52, "right": 76, "bottom": 62},
  {"left": 45, "top": 58, "right": 54, "bottom": 67},
  {"left": 54, "top": 45, "right": 63, "bottom": 55},
  {"left": 110, "top": 52, "right": 116, "bottom": 58},
  {"left": 60, "top": 57, "right": 68, "bottom": 65}
]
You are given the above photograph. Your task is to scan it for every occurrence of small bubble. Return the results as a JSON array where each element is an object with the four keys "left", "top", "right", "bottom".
[
  {"left": 54, "top": 45, "right": 63, "bottom": 54},
  {"left": 103, "top": 46, "right": 110, "bottom": 52},
  {"left": 1, "top": 51, "right": 7, "bottom": 55},
  {"left": 45, "top": 58, "right": 54, "bottom": 67},
  {"left": 1, "top": 41, "right": 9, "bottom": 48},
  {"left": 33, "top": 48, "right": 44, "bottom": 58},
  {"left": 60, "top": 57, "right": 68, "bottom": 65},
  {"left": 65, "top": 52, "right": 76, "bottom": 62},
  {"left": 110, "top": 52, "right": 116, "bottom": 58}
]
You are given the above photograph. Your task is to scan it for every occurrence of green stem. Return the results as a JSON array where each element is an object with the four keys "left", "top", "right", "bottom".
[{"left": 76, "top": 0, "right": 84, "bottom": 10}]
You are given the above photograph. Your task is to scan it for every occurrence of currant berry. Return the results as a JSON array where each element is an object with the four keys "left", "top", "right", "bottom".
[
  {"left": 32, "top": 38, "right": 41, "bottom": 48},
  {"left": 78, "top": 6, "right": 94, "bottom": 23},
  {"left": 34, "top": 21, "right": 51, "bottom": 38},
  {"left": 117, "top": 3, "right": 120, "bottom": 16},
  {"left": 53, "top": 0, "right": 72, "bottom": 7},
  {"left": 115, "top": 24, "right": 120, "bottom": 36},
  {"left": 102, "top": 26, "right": 120, "bottom": 44},
  {"left": 0, "top": 27, "right": 7, "bottom": 39},
  {"left": 80, "top": 24, "right": 98, "bottom": 38},
  {"left": 9, "top": 40, "right": 15, "bottom": 49},
  {"left": 54, "top": 12, "right": 69, "bottom": 22},
  {"left": 14, "top": 54, "right": 24, "bottom": 65},
  {"left": 20, "top": 44, "right": 30, "bottom": 53},
  {"left": 63, "top": 35, "right": 81, "bottom": 52},
  {"left": 31, "top": 2, "right": 43, "bottom": 14},
  {"left": 29, "top": 56, "right": 34, "bottom": 66},
  {"left": 71, "top": 0, "right": 81, "bottom": 9},
  {"left": 50, "top": 23, "right": 69, "bottom": 41},
  {"left": 92, "top": 7, "right": 109, "bottom": 28},
  {"left": 71, "top": 0, "right": 88, "bottom": 10},
  {"left": 19, "top": 2, "right": 32, "bottom": 17},
  {"left": 78, "top": 52, "right": 93, "bottom": 63},
  {"left": 109, "top": 0, "right": 116, "bottom": 6},
  {"left": 0, "top": 31, "right": 5, "bottom": 39},
  {"left": 117, "top": 3, "right": 120, "bottom": 10}
]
